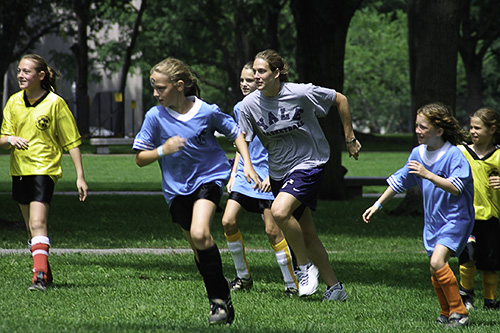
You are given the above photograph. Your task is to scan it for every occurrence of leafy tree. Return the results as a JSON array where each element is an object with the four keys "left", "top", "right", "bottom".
[
  {"left": 344, "top": 8, "right": 410, "bottom": 134},
  {"left": 136, "top": 0, "right": 294, "bottom": 113},
  {"left": 0, "top": 1, "right": 65, "bottom": 120},
  {"left": 458, "top": 0, "right": 500, "bottom": 115},
  {"left": 291, "top": 0, "right": 363, "bottom": 200},
  {"left": 392, "top": 0, "right": 463, "bottom": 216}
]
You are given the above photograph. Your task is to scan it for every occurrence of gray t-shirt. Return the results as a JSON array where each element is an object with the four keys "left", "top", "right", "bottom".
[{"left": 239, "top": 82, "right": 336, "bottom": 180}]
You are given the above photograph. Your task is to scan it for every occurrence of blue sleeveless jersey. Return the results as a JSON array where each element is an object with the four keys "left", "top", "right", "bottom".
[{"left": 232, "top": 101, "right": 274, "bottom": 200}]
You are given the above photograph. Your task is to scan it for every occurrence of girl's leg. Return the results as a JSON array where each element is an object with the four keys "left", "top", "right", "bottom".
[
  {"left": 459, "top": 260, "right": 476, "bottom": 309},
  {"left": 22, "top": 202, "right": 51, "bottom": 288},
  {"left": 264, "top": 208, "right": 297, "bottom": 290},
  {"left": 298, "top": 207, "right": 338, "bottom": 286},
  {"left": 271, "top": 192, "right": 308, "bottom": 266},
  {"left": 222, "top": 200, "right": 251, "bottom": 285},
  {"left": 483, "top": 271, "right": 499, "bottom": 308},
  {"left": 430, "top": 245, "right": 468, "bottom": 321},
  {"left": 187, "top": 199, "right": 233, "bottom": 324}
]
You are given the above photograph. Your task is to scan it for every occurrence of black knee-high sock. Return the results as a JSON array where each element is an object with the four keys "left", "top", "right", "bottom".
[{"left": 196, "top": 243, "right": 229, "bottom": 300}]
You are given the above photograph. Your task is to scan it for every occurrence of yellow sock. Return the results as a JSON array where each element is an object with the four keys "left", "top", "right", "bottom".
[
  {"left": 483, "top": 271, "right": 498, "bottom": 300},
  {"left": 272, "top": 238, "right": 298, "bottom": 289},
  {"left": 459, "top": 264, "right": 476, "bottom": 291}
]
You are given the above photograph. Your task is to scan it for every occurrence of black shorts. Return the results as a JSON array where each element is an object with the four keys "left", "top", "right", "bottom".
[
  {"left": 459, "top": 217, "right": 500, "bottom": 271},
  {"left": 170, "top": 182, "right": 222, "bottom": 231},
  {"left": 228, "top": 191, "right": 272, "bottom": 214},
  {"left": 12, "top": 175, "right": 55, "bottom": 205}
]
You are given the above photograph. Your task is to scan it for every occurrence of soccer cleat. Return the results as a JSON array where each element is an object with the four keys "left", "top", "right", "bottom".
[
  {"left": 459, "top": 286, "right": 474, "bottom": 310},
  {"left": 230, "top": 276, "right": 253, "bottom": 291},
  {"left": 284, "top": 287, "right": 298, "bottom": 297},
  {"left": 28, "top": 271, "right": 47, "bottom": 292},
  {"left": 445, "top": 312, "right": 469, "bottom": 328},
  {"left": 296, "top": 261, "right": 319, "bottom": 297},
  {"left": 323, "top": 282, "right": 348, "bottom": 302},
  {"left": 209, "top": 297, "right": 234, "bottom": 325},
  {"left": 484, "top": 299, "right": 500, "bottom": 310},
  {"left": 436, "top": 315, "right": 448, "bottom": 324}
]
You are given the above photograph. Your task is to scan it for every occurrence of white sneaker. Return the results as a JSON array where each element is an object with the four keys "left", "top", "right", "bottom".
[
  {"left": 323, "top": 282, "right": 348, "bottom": 301},
  {"left": 296, "top": 262, "right": 319, "bottom": 297}
]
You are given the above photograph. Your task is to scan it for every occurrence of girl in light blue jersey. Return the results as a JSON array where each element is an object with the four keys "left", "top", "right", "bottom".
[
  {"left": 363, "top": 103, "right": 473, "bottom": 328},
  {"left": 133, "top": 57, "right": 260, "bottom": 325},
  {"left": 222, "top": 63, "right": 298, "bottom": 295}
]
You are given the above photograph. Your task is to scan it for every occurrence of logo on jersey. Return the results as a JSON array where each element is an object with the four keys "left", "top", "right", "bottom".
[
  {"left": 195, "top": 127, "right": 208, "bottom": 145},
  {"left": 36, "top": 115, "right": 51, "bottom": 131},
  {"left": 256, "top": 107, "right": 304, "bottom": 136}
]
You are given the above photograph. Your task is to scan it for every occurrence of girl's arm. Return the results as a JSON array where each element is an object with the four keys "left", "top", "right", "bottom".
[
  {"left": 362, "top": 186, "right": 397, "bottom": 223},
  {"left": 407, "top": 160, "right": 460, "bottom": 196},
  {"left": 135, "top": 135, "right": 186, "bottom": 167},
  {"left": 68, "top": 146, "right": 88, "bottom": 201},
  {"left": 233, "top": 134, "right": 261, "bottom": 189}
]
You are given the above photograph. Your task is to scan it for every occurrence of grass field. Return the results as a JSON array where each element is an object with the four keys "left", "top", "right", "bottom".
[{"left": 1, "top": 134, "right": 498, "bottom": 331}]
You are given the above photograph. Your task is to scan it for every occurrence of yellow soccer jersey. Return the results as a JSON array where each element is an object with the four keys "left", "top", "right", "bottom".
[
  {"left": 460, "top": 145, "right": 500, "bottom": 220},
  {"left": 1, "top": 90, "right": 81, "bottom": 179}
]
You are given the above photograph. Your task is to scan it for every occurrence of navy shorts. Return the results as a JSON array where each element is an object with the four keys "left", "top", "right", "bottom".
[
  {"left": 228, "top": 191, "right": 272, "bottom": 214},
  {"left": 270, "top": 166, "right": 325, "bottom": 220},
  {"left": 170, "top": 182, "right": 223, "bottom": 231},
  {"left": 12, "top": 175, "right": 55, "bottom": 205}
]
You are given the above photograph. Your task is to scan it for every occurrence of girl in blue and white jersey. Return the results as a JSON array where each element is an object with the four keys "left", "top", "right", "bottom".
[
  {"left": 363, "top": 103, "right": 473, "bottom": 328},
  {"left": 133, "top": 57, "right": 260, "bottom": 326}
]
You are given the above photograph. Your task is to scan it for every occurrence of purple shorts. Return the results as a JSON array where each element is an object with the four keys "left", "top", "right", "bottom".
[{"left": 270, "top": 166, "right": 325, "bottom": 220}]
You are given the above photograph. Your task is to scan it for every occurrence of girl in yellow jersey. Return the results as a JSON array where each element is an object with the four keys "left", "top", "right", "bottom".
[
  {"left": 458, "top": 107, "right": 500, "bottom": 310},
  {"left": 0, "top": 54, "right": 88, "bottom": 291}
]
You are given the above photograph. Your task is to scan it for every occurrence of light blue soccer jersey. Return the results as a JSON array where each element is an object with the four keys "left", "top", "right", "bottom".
[
  {"left": 232, "top": 101, "right": 274, "bottom": 200},
  {"left": 387, "top": 142, "right": 474, "bottom": 256},
  {"left": 133, "top": 97, "right": 240, "bottom": 205}
]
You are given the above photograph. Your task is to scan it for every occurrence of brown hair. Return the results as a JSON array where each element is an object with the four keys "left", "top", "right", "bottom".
[
  {"left": 254, "top": 49, "right": 289, "bottom": 82},
  {"left": 472, "top": 107, "right": 500, "bottom": 144},
  {"left": 150, "top": 57, "right": 200, "bottom": 97},
  {"left": 21, "top": 54, "right": 58, "bottom": 93},
  {"left": 417, "top": 103, "right": 467, "bottom": 145}
]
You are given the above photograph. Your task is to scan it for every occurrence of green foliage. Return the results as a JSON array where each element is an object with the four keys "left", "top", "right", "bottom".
[{"left": 344, "top": 8, "right": 411, "bottom": 133}]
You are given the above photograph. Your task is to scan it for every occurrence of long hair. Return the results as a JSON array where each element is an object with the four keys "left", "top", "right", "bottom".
[
  {"left": 150, "top": 57, "right": 200, "bottom": 97},
  {"left": 472, "top": 107, "right": 500, "bottom": 145},
  {"left": 417, "top": 103, "right": 467, "bottom": 145},
  {"left": 21, "top": 54, "right": 58, "bottom": 93},
  {"left": 254, "top": 49, "right": 289, "bottom": 82}
]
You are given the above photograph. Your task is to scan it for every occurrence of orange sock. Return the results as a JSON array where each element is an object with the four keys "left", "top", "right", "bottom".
[
  {"left": 434, "top": 264, "right": 467, "bottom": 315},
  {"left": 31, "top": 236, "right": 50, "bottom": 284},
  {"left": 431, "top": 275, "right": 450, "bottom": 317}
]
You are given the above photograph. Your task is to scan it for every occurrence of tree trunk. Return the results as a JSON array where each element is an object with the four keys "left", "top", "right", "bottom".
[
  {"left": 71, "top": 0, "right": 91, "bottom": 137},
  {"left": 291, "top": 0, "right": 362, "bottom": 200},
  {"left": 397, "top": 0, "right": 463, "bottom": 215}
]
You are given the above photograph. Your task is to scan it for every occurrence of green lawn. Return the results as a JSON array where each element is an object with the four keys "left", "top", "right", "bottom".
[{"left": 2, "top": 133, "right": 497, "bottom": 331}]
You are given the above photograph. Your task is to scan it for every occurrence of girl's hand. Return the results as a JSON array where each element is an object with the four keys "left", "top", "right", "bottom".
[
  {"left": 408, "top": 160, "right": 431, "bottom": 179},
  {"left": 9, "top": 136, "right": 29, "bottom": 150},
  {"left": 162, "top": 135, "right": 186, "bottom": 155},
  {"left": 261, "top": 176, "right": 272, "bottom": 193},
  {"left": 362, "top": 205, "right": 378, "bottom": 223},
  {"left": 76, "top": 178, "right": 88, "bottom": 202},
  {"left": 489, "top": 176, "right": 500, "bottom": 190},
  {"left": 243, "top": 165, "right": 261, "bottom": 190}
]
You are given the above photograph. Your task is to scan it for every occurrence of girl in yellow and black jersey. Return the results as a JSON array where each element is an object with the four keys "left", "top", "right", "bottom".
[
  {"left": 0, "top": 54, "right": 88, "bottom": 291},
  {"left": 458, "top": 107, "right": 500, "bottom": 310}
]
